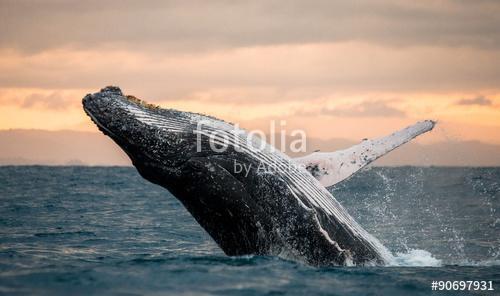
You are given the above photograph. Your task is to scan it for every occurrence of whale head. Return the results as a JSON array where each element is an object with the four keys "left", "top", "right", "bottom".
[{"left": 82, "top": 86, "right": 219, "bottom": 179}]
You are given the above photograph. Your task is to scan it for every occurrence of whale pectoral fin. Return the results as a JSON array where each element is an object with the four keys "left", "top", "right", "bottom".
[{"left": 294, "top": 120, "right": 436, "bottom": 188}]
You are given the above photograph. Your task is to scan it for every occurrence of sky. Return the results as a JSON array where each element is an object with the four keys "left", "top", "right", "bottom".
[{"left": 1, "top": 0, "right": 500, "bottom": 147}]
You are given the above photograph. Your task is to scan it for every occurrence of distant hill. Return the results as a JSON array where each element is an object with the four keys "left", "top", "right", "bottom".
[
  {"left": 0, "top": 129, "right": 130, "bottom": 166},
  {"left": 1, "top": 129, "right": 499, "bottom": 166}
]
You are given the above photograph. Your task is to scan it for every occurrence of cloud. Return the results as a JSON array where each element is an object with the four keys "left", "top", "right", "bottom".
[
  {"left": 0, "top": 89, "right": 82, "bottom": 110},
  {"left": 1, "top": 43, "right": 500, "bottom": 97},
  {"left": 456, "top": 95, "right": 493, "bottom": 106},
  {"left": 298, "top": 100, "right": 406, "bottom": 118},
  {"left": 20, "top": 92, "right": 75, "bottom": 109},
  {"left": 1, "top": 1, "right": 500, "bottom": 53}
]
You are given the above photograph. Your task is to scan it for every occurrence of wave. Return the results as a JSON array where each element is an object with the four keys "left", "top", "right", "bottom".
[
  {"left": 389, "top": 249, "right": 442, "bottom": 267},
  {"left": 387, "top": 249, "right": 500, "bottom": 267}
]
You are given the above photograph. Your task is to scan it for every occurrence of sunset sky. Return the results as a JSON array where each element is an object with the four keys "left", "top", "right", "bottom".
[{"left": 1, "top": 0, "right": 500, "bottom": 146}]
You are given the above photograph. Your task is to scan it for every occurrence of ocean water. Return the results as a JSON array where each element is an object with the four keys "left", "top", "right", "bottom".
[{"left": 0, "top": 166, "right": 498, "bottom": 295}]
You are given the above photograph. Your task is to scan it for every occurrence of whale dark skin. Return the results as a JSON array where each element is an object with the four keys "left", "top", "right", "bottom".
[{"left": 82, "top": 86, "right": 393, "bottom": 266}]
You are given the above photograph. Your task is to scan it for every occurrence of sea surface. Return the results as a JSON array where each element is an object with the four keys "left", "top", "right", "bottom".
[{"left": 0, "top": 166, "right": 498, "bottom": 295}]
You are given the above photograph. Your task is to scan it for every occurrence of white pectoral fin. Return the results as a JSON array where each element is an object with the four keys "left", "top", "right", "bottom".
[{"left": 295, "top": 120, "right": 436, "bottom": 187}]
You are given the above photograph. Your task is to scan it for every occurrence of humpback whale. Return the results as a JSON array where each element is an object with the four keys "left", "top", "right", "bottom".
[{"left": 83, "top": 86, "right": 435, "bottom": 266}]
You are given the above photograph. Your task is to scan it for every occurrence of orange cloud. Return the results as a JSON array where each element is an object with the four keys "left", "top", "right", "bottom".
[
  {"left": 456, "top": 95, "right": 493, "bottom": 106},
  {"left": 0, "top": 91, "right": 76, "bottom": 110},
  {"left": 0, "top": 41, "right": 499, "bottom": 145},
  {"left": 296, "top": 100, "right": 406, "bottom": 118},
  {"left": 1, "top": 42, "right": 500, "bottom": 96}
]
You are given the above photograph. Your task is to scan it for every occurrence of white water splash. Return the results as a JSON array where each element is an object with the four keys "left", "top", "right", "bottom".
[{"left": 389, "top": 249, "right": 442, "bottom": 267}]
